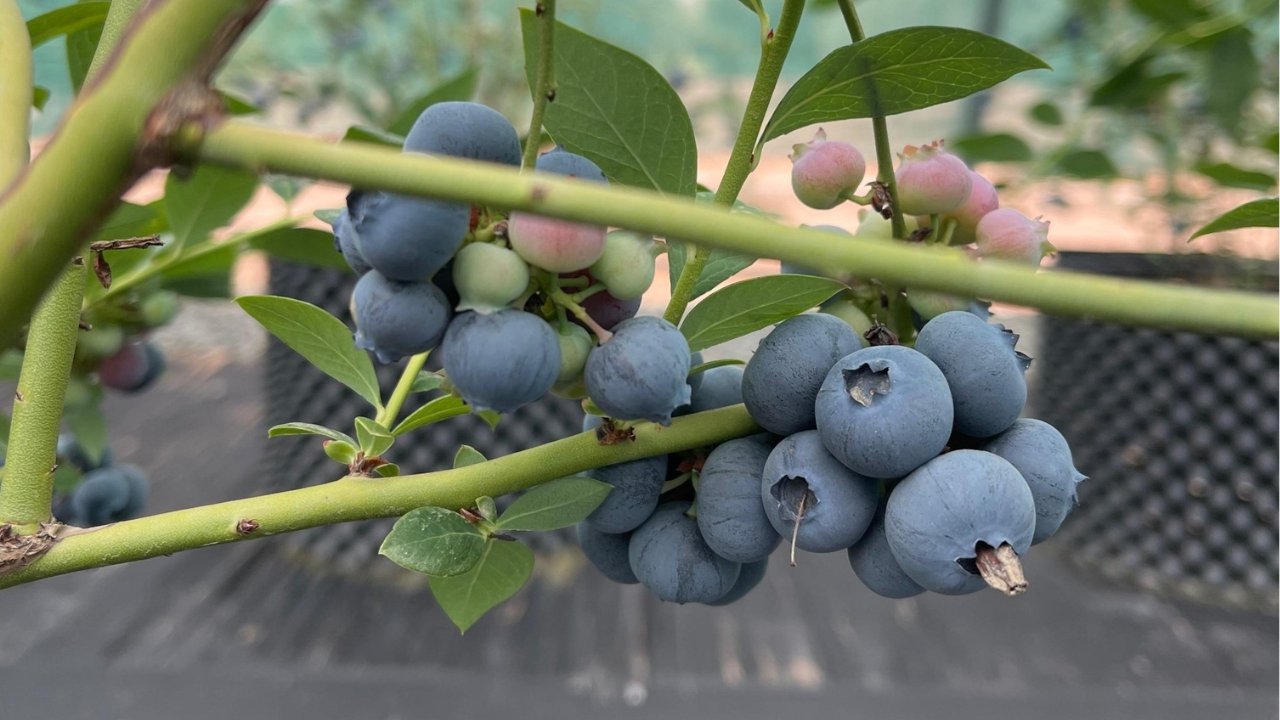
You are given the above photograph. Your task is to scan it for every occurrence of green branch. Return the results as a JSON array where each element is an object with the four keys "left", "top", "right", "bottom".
[
  {"left": 663, "top": 0, "right": 806, "bottom": 325},
  {"left": 0, "top": 0, "right": 268, "bottom": 349},
  {"left": 85, "top": 0, "right": 148, "bottom": 81},
  {"left": 836, "top": 0, "right": 905, "bottom": 239},
  {"left": 0, "top": 405, "right": 761, "bottom": 589},
  {"left": 178, "top": 122, "right": 1277, "bottom": 338},
  {"left": 521, "top": 0, "right": 556, "bottom": 170},
  {"left": 0, "top": 0, "right": 31, "bottom": 187}
]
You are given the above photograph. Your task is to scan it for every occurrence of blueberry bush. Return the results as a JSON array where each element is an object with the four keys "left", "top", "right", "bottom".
[{"left": 0, "top": 0, "right": 1275, "bottom": 635}]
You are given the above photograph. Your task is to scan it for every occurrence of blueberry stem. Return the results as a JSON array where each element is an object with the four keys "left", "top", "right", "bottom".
[
  {"left": 374, "top": 351, "right": 429, "bottom": 428},
  {"left": 541, "top": 272, "right": 612, "bottom": 342},
  {"left": 660, "top": 471, "right": 693, "bottom": 494},
  {"left": 663, "top": 0, "right": 807, "bottom": 326},
  {"left": 788, "top": 488, "right": 809, "bottom": 567},
  {"left": 569, "top": 283, "right": 607, "bottom": 303},
  {"left": 521, "top": 0, "right": 556, "bottom": 170},
  {"left": 938, "top": 217, "right": 957, "bottom": 246},
  {"left": 557, "top": 275, "right": 590, "bottom": 290},
  {"left": 839, "top": 188, "right": 875, "bottom": 206}
]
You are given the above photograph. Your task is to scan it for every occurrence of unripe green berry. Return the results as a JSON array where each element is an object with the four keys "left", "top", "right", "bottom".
[
  {"left": 452, "top": 242, "right": 531, "bottom": 313},
  {"left": 140, "top": 290, "right": 180, "bottom": 328},
  {"left": 551, "top": 322, "right": 594, "bottom": 398},
  {"left": 76, "top": 324, "right": 125, "bottom": 362},
  {"left": 588, "top": 231, "right": 658, "bottom": 301}
]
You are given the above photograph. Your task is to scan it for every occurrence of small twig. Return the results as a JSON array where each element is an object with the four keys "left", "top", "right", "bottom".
[{"left": 87, "top": 235, "right": 163, "bottom": 253}]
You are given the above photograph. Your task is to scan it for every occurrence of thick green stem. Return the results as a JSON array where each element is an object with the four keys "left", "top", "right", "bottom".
[
  {"left": 85, "top": 0, "right": 148, "bottom": 81},
  {"left": 180, "top": 123, "right": 1277, "bottom": 338},
  {"left": 663, "top": 0, "right": 805, "bottom": 325},
  {"left": 836, "top": 0, "right": 905, "bottom": 239},
  {"left": 0, "top": 405, "right": 761, "bottom": 589},
  {"left": 375, "top": 351, "right": 428, "bottom": 428},
  {"left": 521, "top": 0, "right": 556, "bottom": 169},
  {"left": 0, "top": 0, "right": 31, "bottom": 188},
  {"left": 0, "top": 265, "right": 86, "bottom": 528},
  {"left": 0, "top": 0, "right": 267, "bottom": 348}
]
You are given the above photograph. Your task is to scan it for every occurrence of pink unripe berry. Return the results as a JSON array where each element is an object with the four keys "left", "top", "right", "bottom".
[
  {"left": 974, "top": 208, "right": 1053, "bottom": 266},
  {"left": 789, "top": 128, "right": 867, "bottom": 210},
  {"left": 507, "top": 212, "right": 607, "bottom": 273},
  {"left": 895, "top": 141, "right": 973, "bottom": 216},
  {"left": 921, "top": 171, "right": 998, "bottom": 244}
]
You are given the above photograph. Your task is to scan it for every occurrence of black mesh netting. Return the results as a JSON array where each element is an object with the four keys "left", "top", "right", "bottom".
[
  {"left": 1033, "top": 253, "right": 1278, "bottom": 611},
  {"left": 265, "top": 261, "right": 584, "bottom": 576}
]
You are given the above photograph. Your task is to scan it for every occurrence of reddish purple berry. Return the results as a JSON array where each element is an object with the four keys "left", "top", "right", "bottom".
[
  {"left": 895, "top": 141, "right": 972, "bottom": 216},
  {"left": 974, "top": 209, "right": 1053, "bottom": 266}
]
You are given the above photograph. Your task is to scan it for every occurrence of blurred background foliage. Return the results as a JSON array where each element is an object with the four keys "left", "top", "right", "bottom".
[{"left": 20, "top": 0, "right": 1279, "bottom": 242}]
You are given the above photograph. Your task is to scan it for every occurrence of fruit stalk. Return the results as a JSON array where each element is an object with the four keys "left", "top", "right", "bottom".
[
  {"left": 663, "top": 0, "right": 806, "bottom": 325},
  {"left": 520, "top": 0, "right": 556, "bottom": 170},
  {"left": 0, "top": 405, "right": 762, "bottom": 589}
]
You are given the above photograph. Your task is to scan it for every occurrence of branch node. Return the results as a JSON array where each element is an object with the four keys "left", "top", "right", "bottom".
[
  {"left": 0, "top": 523, "right": 60, "bottom": 578},
  {"left": 235, "top": 519, "right": 260, "bottom": 535}
]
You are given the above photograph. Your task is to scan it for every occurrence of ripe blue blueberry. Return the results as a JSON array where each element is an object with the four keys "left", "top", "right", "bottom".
[
  {"left": 442, "top": 310, "right": 561, "bottom": 413},
  {"left": 584, "top": 316, "right": 691, "bottom": 425},
  {"left": 704, "top": 557, "right": 769, "bottom": 606},
  {"left": 742, "top": 313, "right": 862, "bottom": 436},
  {"left": 696, "top": 438, "right": 780, "bottom": 563},
  {"left": 352, "top": 270, "right": 452, "bottom": 364},
  {"left": 979, "top": 419, "right": 1086, "bottom": 545},
  {"left": 403, "top": 101, "right": 522, "bottom": 167},
  {"left": 115, "top": 464, "right": 149, "bottom": 520},
  {"left": 762, "top": 430, "right": 879, "bottom": 553},
  {"left": 629, "top": 501, "right": 741, "bottom": 604},
  {"left": 885, "top": 450, "right": 1035, "bottom": 595},
  {"left": 914, "top": 311, "right": 1030, "bottom": 438},
  {"left": 332, "top": 208, "right": 371, "bottom": 275},
  {"left": 71, "top": 466, "right": 147, "bottom": 526},
  {"left": 533, "top": 147, "right": 609, "bottom": 182},
  {"left": 584, "top": 453, "right": 668, "bottom": 534},
  {"left": 815, "top": 345, "right": 953, "bottom": 479},
  {"left": 346, "top": 189, "right": 468, "bottom": 282},
  {"left": 687, "top": 351, "right": 705, "bottom": 396},
  {"left": 576, "top": 522, "right": 639, "bottom": 584},
  {"left": 847, "top": 501, "right": 926, "bottom": 599},
  {"left": 687, "top": 365, "right": 744, "bottom": 414}
]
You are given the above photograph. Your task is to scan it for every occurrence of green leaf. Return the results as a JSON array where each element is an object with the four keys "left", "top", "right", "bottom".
[
  {"left": 1189, "top": 198, "right": 1279, "bottom": 240},
  {"left": 1195, "top": 163, "right": 1276, "bottom": 191},
  {"left": 1054, "top": 149, "right": 1118, "bottom": 179},
  {"left": 666, "top": 193, "right": 769, "bottom": 299},
  {"left": 735, "top": 0, "right": 766, "bottom": 16},
  {"left": 410, "top": 371, "right": 444, "bottom": 394},
  {"left": 1090, "top": 55, "right": 1184, "bottom": 109},
  {"left": 264, "top": 175, "right": 309, "bottom": 203},
  {"left": 428, "top": 539, "right": 534, "bottom": 633},
  {"left": 323, "top": 440, "right": 358, "bottom": 465},
  {"left": 380, "top": 506, "right": 487, "bottom": 578},
  {"left": 164, "top": 165, "right": 259, "bottom": 254},
  {"left": 53, "top": 463, "right": 83, "bottom": 494},
  {"left": 949, "top": 133, "right": 1032, "bottom": 164},
  {"left": 219, "top": 89, "right": 259, "bottom": 116},
  {"left": 314, "top": 208, "right": 343, "bottom": 225},
  {"left": 689, "top": 358, "right": 745, "bottom": 376},
  {"left": 386, "top": 68, "right": 479, "bottom": 136},
  {"left": 1029, "top": 101, "right": 1062, "bottom": 126},
  {"left": 519, "top": 9, "right": 697, "bottom": 196},
  {"left": 375, "top": 463, "right": 401, "bottom": 477},
  {"left": 454, "top": 445, "right": 487, "bottom": 468},
  {"left": 236, "top": 296, "right": 383, "bottom": 409},
  {"left": 1263, "top": 132, "right": 1279, "bottom": 155},
  {"left": 26, "top": 2, "right": 110, "bottom": 48},
  {"left": 65, "top": 20, "right": 103, "bottom": 94},
  {"left": 392, "top": 395, "right": 470, "bottom": 436},
  {"left": 248, "top": 227, "right": 349, "bottom": 272},
  {"left": 64, "top": 405, "right": 107, "bottom": 466},
  {"left": 32, "top": 86, "right": 49, "bottom": 111},
  {"left": 268, "top": 422, "right": 358, "bottom": 446},
  {"left": 680, "top": 275, "right": 847, "bottom": 352},
  {"left": 496, "top": 476, "right": 611, "bottom": 531},
  {"left": 476, "top": 496, "right": 498, "bottom": 524},
  {"left": 93, "top": 201, "right": 166, "bottom": 242},
  {"left": 477, "top": 410, "right": 501, "bottom": 430},
  {"left": 341, "top": 124, "right": 405, "bottom": 149},
  {"left": 354, "top": 417, "right": 395, "bottom": 457},
  {"left": 157, "top": 244, "right": 236, "bottom": 298},
  {"left": 0, "top": 349, "right": 21, "bottom": 382},
  {"left": 761, "top": 27, "right": 1049, "bottom": 145},
  {"left": 1205, "top": 30, "right": 1258, "bottom": 136}
]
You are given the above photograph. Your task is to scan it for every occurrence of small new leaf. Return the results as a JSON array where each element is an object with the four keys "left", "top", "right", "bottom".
[
  {"left": 454, "top": 445, "right": 487, "bottom": 468},
  {"left": 354, "top": 417, "right": 395, "bottom": 457},
  {"left": 476, "top": 497, "right": 498, "bottom": 524},
  {"left": 374, "top": 463, "right": 400, "bottom": 477},
  {"left": 392, "top": 396, "right": 470, "bottom": 436},
  {"left": 323, "top": 440, "right": 358, "bottom": 465},
  {"left": 428, "top": 539, "right": 534, "bottom": 633},
  {"left": 380, "top": 507, "right": 486, "bottom": 578},
  {"left": 164, "top": 165, "right": 259, "bottom": 254},
  {"left": 268, "top": 422, "right": 358, "bottom": 447},
  {"left": 410, "top": 371, "right": 445, "bottom": 394},
  {"left": 680, "top": 275, "right": 847, "bottom": 352},
  {"left": 496, "top": 476, "right": 612, "bottom": 531}
]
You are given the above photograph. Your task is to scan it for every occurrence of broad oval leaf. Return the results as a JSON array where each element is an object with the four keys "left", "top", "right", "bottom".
[
  {"left": 519, "top": 9, "right": 697, "bottom": 196},
  {"left": 428, "top": 539, "right": 534, "bottom": 633},
  {"left": 454, "top": 445, "right": 487, "bottom": 468},
  {"left": 380, "top": 507, "right": 486, "bottom": 578},
  {"left": 949, "top": 133, "right": 1033, "bottom": 164},
  {"left": 354, "top": 417, "right": 395, "bottom": 457},
  {"left": 1189, "top": 198, "right": 1279, "bottom": 241},
  {"left": 236, "top": 296, "right": 382, "bottom": 409},
  {"left": 496, "top": 476, "right": 612, "bottom": 531},
  {"left": 680, "top": 275, "right": 847, "bottom": 352},
  {"left": 387, "top": 68, "right": 479, "bottom": 136},
  {"left": 761, "top": 27, "right": 1049, "bottom": 145},
  {"left": 392, "top": 395, "right": 470, "bottom": 436},
  {"left": 267, "top": 422, "right": 357, "bottom": 447},
  {"left": 165, "top": 165, "right": 259, "bottom": 253},
  {"left": 249, "top": 227, "right": 350, "bottom": 272},
  {"left": 26, "top": 2, "right": 110, "bottom": 48}
]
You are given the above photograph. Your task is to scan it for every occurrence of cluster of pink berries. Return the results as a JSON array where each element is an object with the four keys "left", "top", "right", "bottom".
[{"left": 789, "top": 131, "right": 1053, "bottom": 266}]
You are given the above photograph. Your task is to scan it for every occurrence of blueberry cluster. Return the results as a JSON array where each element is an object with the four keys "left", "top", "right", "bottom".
[
  {"left": 334, "top": 102, "right": 667, "bottom": 415},
  {"left": 46, "top": 434, "right": 149, "bottom": 527},
  {"left": 574, "top": 310, "right": 1085, "bottom": 603}
]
